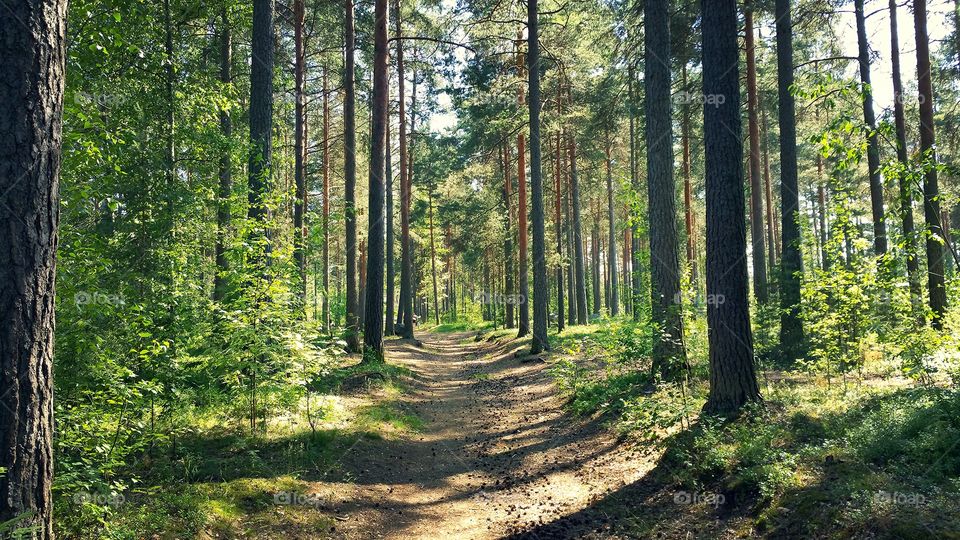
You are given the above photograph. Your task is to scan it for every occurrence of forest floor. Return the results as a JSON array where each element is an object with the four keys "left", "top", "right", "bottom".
[{"left": 266, "top": 330, "right": 659, "bottom": 539}]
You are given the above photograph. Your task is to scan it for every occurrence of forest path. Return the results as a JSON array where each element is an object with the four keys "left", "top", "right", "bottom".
[{"left": 313, "top": 330, "right": 655, "bottom": 539}]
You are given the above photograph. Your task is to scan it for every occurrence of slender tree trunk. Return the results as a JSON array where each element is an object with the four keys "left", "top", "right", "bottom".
[
  {"left": 564, "top": 128, "right": 577, "bottom": 326},
  {"left": 776, "top": 0, "right": 805, "bottom": 361},
  {"left": 396, "top": 1, "right": 415, "bottom": 338},
  {"left": 628, "top": 64, "right": 643, "bottom": 321},
  {"left": 322, "top": 68, "right": 331, "bottom": 331},
  {"left": 761, "top": 103, "right": 777, "bottom": 273},
  {"left": 517, "top": 42, "right": 530, "bottom": 337},
  {"left": 362, "top": 0, "right": 388, "bottom": 358},
  {"left": 214, "top": 13, "right": 232, "bottom": 302},
  {"left": 702, "top": 0, "right": 762, "bottom": 415},
  {"left": 554, "top": 117, "right": 565, "bottom": 332},
  {"left": 248, "top": 0, "right": 274, "bottom": 237},
  {"left": 888, "top": 0, "right": 922, "bottom": 315},
  {"left": 569, "top": 128, "right": 588, "bottom": 325},
  {"left": 0, "top": 1, "right": 65, "bottom": 535},
  {"left": 854, "top": 0, "right": 888, "bottom": 256},
  {"left": 605, "top": 130, "right": 619, "bottom": 315},
  {"left": 428, "top": 190, "right": 440, "bottom": 325},
  {"left": 745, "top": 1, "right": 768, "bottom": 302},
  {"left": 385, "top": 95, "right": 395, "bottom": 335},
  {"left": 343, "top": 0, "right": 360, "bottom": 350},
  {"left": 681, "top": 64, "right": 697, "bottom": 292},
  {"left": 915, "top": 0, "right": 948, "bottom": 327},
  {"left": 528, "top": 2, "right": 550, "bottom": 353},
  {"left": 503, "top": 141, "right": 516, "bottom": 329},
  {"left": 646, "top": 0, "right": 687, "bottom": 379},
  {"left": 293, "top": 0, "right": 308, "bottom": 310},
  {"left": 818, "top": 170, "right": 829, "bottom": 271}
]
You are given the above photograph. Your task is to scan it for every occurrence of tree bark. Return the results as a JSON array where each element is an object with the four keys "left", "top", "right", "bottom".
[
  {"left": 395, "top": 0, "right": 415, "bottom": 338},
  {"left": 322, "top": 68, "right": 331, "bottom": 331},
  {"left": 293, "top": 0, "right": 308, "bottom": 310},
  {"left": 645, "top": 0, "right": 687, "bottom": 379},
  {"left": 568, "top": 128, "right": 588, "bottom": 325},
  {"left": 855, "top": 0, "right": 888, "bottom": 255},
  {"left": 385, "top": 90, "right": 395, "bottom": 335},
  {"left": 528, "top": 1, "right": 550, "bottom": 353},
  {"left": 0, "top": 1, "right": 65, "bottom": 535},
  {"left": 681, "top": 64, "right": 697, "bottom": 292},
  {"left": 344, "top": 0, "right": 360, "bottom": 350},
  {"left": 517, "top": 40, "right": 530, "bottom": 337},
  {"left": 605, "top": 130, "right": 619, "bottom": 316},
  {"left": 701, "top": 0, "right": 762, "bottom": 415},
  {"left": 248, "top": 0, "right": 275, "bottom": 246},
  {"left": 628, "top": 64, "right": 643, "bottom": 321},
  {"left": 503, "top": 141, "right": 516, "bottom": 329},
  {"left": 775, "top": 0, "right": 805, "bottom": 362},
  {"left": 214, "top": 12, "right": 232, "bottom": 302},
  {"left": 914, "top": 0, "right": 948, "bottom": 327},
  {"left": 428, "top": 190, "right": 440, "bottom": 326},
  {"left": 745, "top": 1, "right": 768, "bottom": 303}
]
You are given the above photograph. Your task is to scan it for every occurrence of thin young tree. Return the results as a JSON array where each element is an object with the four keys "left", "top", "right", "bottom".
[
  {"left": 645, "top": 0, "right": 687, "bottom": 379},
  {"left": 396, "top": 0, "right": 415, "bottom": 338},
  {"left": 605, "top": 129, "right": 619, "bottom": 316},
  {"left": 322, "top": 68, "right": 331, "bottom": 331},
  {"left": 528, "top": 0, "right": 550, "bottom": 353},
  {"left": 385, "top": 95, "right": 396, "bottom": 335},
  {"left": 702, "top": 0, "right": 762, "bottom": 415},
  {"left": 914, "top": 0, "right": 948, "bottom": 327},
  {"left": 363, "top": 0, "right": 389, "bottom": 359},
  {"left": 344, "top": 0, "right": 360, "bottom": 351},
  {"left": 214, "top": 12, "right": 232, "bottom": 302},
  {"left": 776, "top": 0, "right": 805, "bottom": 361},
  {"left": 293, "top": 0, "right": 308, "bottom": 309},
  {"left": 854, "top": 0, "right": 887, "bottom": 255},
  {"left": 0, "top": 0, "right": 66, "bottom": 535},
  {"left": 745, "top": 0, "right": 768, "bottom": 303},
  {"left": 517, "top": 38, "right": 530, "bottom": 337}
]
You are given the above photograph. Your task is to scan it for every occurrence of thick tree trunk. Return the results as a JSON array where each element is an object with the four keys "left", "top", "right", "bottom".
[
  {"left": 888, "top": 0, "right": 922, "bottom": 315},
  {"left": 775, "top": 0, "right": 805, "bottom": 362},
  {"left": 362, "top": 0, "right": 388, "bottom": 358},
  {"left": 344, "top": 0, "right": 360, "bottom": 351},
  {"left": 605, "top": 131, "right": 619, "bottom": 316},
  {"left": 293, "top": 0, "right": 308, "bottom": 310},
  {"left": 745, "top": 2, "right": 768, "bottom": 303},
  {"left": 528, "top": 4, "right": 550, "bottom": 353},
  {"left": 214, "top": 13, "right": 232, "bottom": 302},
  {"left": 645, "top": 0, "right": 687, "bottom": 379},
  {"left": 701, "top": 0, "right": 762, "bottom": 415},
  {"left": 855, "top": 0, "right": 888, "bottom": 256},
  {"left": 0, "top": 0, "right": 65, "bottom": 535},
  {"left": 915, "top": 0, "right": 948, "bottom": 327},
  {"left": 248, "top": 0, "right": 274, "bottom": 234}
]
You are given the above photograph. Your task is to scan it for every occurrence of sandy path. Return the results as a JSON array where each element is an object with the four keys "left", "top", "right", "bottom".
[{"left": 309, "top": 331, "right": 654, "bottom": 539}]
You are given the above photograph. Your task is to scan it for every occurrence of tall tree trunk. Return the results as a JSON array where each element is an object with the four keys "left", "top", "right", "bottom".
[
  {"left": 761, "top": 103, "right": 777, "bottom": 273},
  {"left": 565, "top": 128, "right": 577, "bottom": 326},
  {"left": 701, "top": 0, "right": 762, "bottom": 415},
  {"left": 592, "top": 220, "right": 601, "bottom": 315},
  {"left": 568, "top": 128, "right": 588, "bottom": 325},
  {"left": 776, "top": 0, "right": 805, "bottom": 362},
  {"left": 0, "top": 1, "right": 64, "bottom": 535},
  {"left": 528, "top": 2, "right": 550, "bottom": 353},
  {"left": 385, "top": 94, "right": 395, "bottom": 335},
  {"left": 293, "top": 0, "right": 308, "bottom": 310},
  {"left": 362, "top": 0, "right": 388, "bottom": 358},
  {"left": 628, "top": 63, "right": 643, "bottom": 321},
  {"left": 428, "top": 190, "right": 440, "bottom": 325},
  {"left": 854, "top": 0, "right": 888, "bottom": 256},
  {"left": 646, "top": 0, "right": 687, "bottom": 379},
  {"left": 503, "top": 141, "right": 516, "bottom": 329},
  {"left": 322, "top": 68, "right": 331, "bottom": 331},
  {"left": 554, "top": 117, "right": 565, "bottom": 332},
  {"left": 344, "top": 0, "right": 360, "bottom": 351},
  {"left": 214, "top": 12, "right": 232, "bottom": 302},
  {"left": 248, "top": 0, "right": 274, "bottom": 238},
  {"left": 681, "top": 63, "right": 697, "bottom": 292},
  {"left": 395, "top": 0, "right": 415, "bottom": 339},
  {"left": 605, "top": 130, "right": 619, "bottom": 316},
  {"left": 889, "top": 0, "right": 922, "bottom": 315},
  {"left": 517, "top": 41, "right": 530, "bottom": 337},
  {"left": 745, "top": 1, "right": 768, "bottom": 303},
  {"left": 915, "top": 0, "right": 948, "bottom": 327}
]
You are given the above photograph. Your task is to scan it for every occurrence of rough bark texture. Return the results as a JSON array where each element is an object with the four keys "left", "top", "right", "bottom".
[
  {"left": 363, "top": 0, "right": 389, "bottom": 358},
  {"left": 344, "top": 0, "right": 360, "bottom": 350},
  {"left": 0, "top": 1, "right": 66, "bottom": 535},
  {"left": 701, "top": 0, "right": 762, "bottom": 415},
  {"left": 293, "top": 0, "right": 308, "bottom": 309},
  {"left": 775, "top": 0, "right": 805, "bottom": 362},
  {"left": 248, "top": 0, "right": 274, "bottom": 227},
  {"left": 745, "top": 2, "right": 768, "bottom": 303},
  {"left": 554, "top": 126, "right": 564, "bottom": 332},
  {"left": 517, "top": 42, "right": 530, "bottom": 337},
  {"left": 396, "top": 1, "right": 415, "bottom": 338},
  {"left": 528, "top": 1, "right": 550, "bottom": 353},
  {"left": 914, "top": 0, "right": 948, "bottom": 327},
  {"left": 645, "top": 0, "right": 687, "bottom": 380},
  {"left": 854, "top": 0, "right": 887, "bottom": 256}
]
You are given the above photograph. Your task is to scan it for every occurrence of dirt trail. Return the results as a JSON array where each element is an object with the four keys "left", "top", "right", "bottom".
[{"left": 314, "top": 331, "right": 655, "bottom": 539}]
